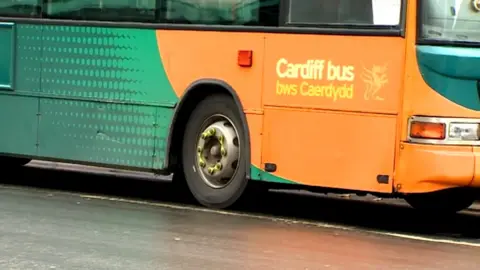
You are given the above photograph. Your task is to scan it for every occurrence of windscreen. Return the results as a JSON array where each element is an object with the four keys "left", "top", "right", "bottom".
[{"left": 420, "top": 0, "right": 480, "bottom": 43}]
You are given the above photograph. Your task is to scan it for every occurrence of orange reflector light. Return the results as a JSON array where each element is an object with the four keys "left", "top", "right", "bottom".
[
  {"left": 410, "top": 121, "right": 446, "bottom": 140},
  {"left": 237, "top": 50, "right": 253, "bottom": 67}
]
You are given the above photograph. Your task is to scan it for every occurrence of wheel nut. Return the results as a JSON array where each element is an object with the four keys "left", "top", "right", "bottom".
[{"left": 202, "top": 128, "right": 216, "bottom": 139}]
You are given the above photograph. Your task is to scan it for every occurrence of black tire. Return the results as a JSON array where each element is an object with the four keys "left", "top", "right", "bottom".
[
  {"left": 404, "top": 189, "right": 476, "bottom": 214},
  {"left": 181, "top": 94, "right": 248, "bottom": 209}
]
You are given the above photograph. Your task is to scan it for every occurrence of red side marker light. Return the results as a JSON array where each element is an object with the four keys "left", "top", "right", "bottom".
[{"left": 238, "top": 50, "right": 253, "bottom": 67}]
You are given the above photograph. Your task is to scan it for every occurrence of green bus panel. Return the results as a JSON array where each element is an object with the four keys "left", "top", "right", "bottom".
[
  {"left": 0, "top": 23, "right": 180, "bottom": 170},
  {"left": 0, "top": 95, "right": 38, "bottom": 156},
  {"left": 34, "top": 25, "right": 177, "bottom": 105},
  {"left": 37, "top": 98, "right": 172, "bottom": 169},
  {"left": 15, "top": 25, "right": 42, "bottom": 93},
  {"left": 153, "top": 107, "right": 172, "bottom": 170}
]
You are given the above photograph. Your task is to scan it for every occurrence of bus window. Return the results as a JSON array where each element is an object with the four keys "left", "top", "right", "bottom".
[
  {"left": 420, "top": 0, "right": 480, "bottom": 44},
  {"left": 287, "top": 0, "right": 401, "bottom": 27},
  {"left": 162, "top": 0, "right": 280, "bottom": 26},
  {"left": 44, "top": 0, "right": 156, "bottom": 22},
  {"left": 0, "top": 0, "right": 41, "bottom": 17}
]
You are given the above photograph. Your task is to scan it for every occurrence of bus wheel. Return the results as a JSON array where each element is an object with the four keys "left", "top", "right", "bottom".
[
  {"left": 181, "top": 94, "right": 248, "bottom": 209},
  {"left": 404, "top": 189, "right": 476, "bottom": 214}
]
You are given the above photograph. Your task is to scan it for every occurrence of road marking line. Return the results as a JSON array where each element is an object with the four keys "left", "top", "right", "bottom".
[
  {"left": 378, "top": 232, "right": 480, "bottom": 247},
  {"left": 79, "top": 194, "right": 346, "bottom": 228},
  {"left": 80, "top": 194, "right": 480, "bottom": 248}
]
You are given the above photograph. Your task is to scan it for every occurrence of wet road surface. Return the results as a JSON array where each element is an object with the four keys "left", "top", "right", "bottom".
[{"left": 1, "top": 161, "right": 480, "bottom": 269}]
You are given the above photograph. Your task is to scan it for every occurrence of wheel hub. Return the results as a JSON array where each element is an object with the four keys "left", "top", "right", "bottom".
[
  {"left": 195, "top": 116, "right": 240, "bottom": 189},
  {"left": 210, "top": 145, "right": 221, "bottom": 156}
]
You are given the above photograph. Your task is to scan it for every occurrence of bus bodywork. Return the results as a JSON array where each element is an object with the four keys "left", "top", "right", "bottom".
[{"left": 0, "top": 0, "right": 478, "bottom": 212}]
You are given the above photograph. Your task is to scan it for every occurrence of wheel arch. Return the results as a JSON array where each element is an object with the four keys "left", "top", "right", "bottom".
[{"left": 166, "top": 79, "right": 251, "bottom": 179}]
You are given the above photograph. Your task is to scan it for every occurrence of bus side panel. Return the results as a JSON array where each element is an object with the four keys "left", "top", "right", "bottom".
[
  {"left": 153, "top": 106, "right": 174, "bottom": 170},
  {"left": 0, "top": 24, "right": 41, "bottom": 157},
  {"left": 17, "top": 25, "right": 177, "bottom": 170},
  {"left": 245, "top": 113, "right": 263, "bottom": 179},
  {"left": 0, "top": 95, "right": 38, "bottom": 157},
  {"left": 262, "top": 108, "right": 396, "bottom": 192},
  {"left": 15, "top": 24, "right": 42, "bottom": 94},
  {"left": 260, "top": 34, "right": 405, "bottom": 192},
  {"left": 36, "top": 99, "right": 163, "bottom": 169},
  {"left": 263, "top": 34, "right": 403, "bottom": 113}
]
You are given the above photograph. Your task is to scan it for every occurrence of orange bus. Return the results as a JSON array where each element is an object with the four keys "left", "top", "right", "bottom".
[{"left": 0, "top": 0, "right": 478, "bottom": 213}]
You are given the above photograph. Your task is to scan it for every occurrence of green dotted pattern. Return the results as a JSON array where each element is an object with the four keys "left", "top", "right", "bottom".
[
  {"left": 15, "top": 24, "right": 42, "bottom": 93},
  {"left": 0, "top": 24, "right": 178, "bottom": 169},
  {"left": 38, "top": 99, "right": 172, "bottom": 168},
  {"left": 29, "top": 24, "right": 177, "bottom": 103}
]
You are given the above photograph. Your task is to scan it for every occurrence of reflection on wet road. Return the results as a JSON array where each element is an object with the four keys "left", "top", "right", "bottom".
[{"left": 0, "top": 161, "right": 479, "bottom": 269}]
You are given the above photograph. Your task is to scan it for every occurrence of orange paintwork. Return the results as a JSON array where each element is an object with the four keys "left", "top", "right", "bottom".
[
  {"left": 245, "top": 112, "right": 263, "bottom": 168},
  {"left": 156, "top": 0, "right": 480, "bottom": 195},
  {"left": 395, "top": 143, "right": 474, "bottom": 193},
  {"left": 472, "top": 147, "right": 480, "bottom": 188},
  {"left": 262, "top": 34, "right": 403, "bottom": 114},
  {"left": 155, "top": 31, "right": 265, "bottom": 110},
  {"left": 261, "top": 33, "right": 404, "bottom": 192},
  {"left": 262, "top": 108, "right": 396, "bottom": 192}
]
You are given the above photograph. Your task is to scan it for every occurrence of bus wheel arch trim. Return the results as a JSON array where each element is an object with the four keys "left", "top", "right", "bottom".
[{"left": 166, "top": 78, "right": 251, "bottom": 179}]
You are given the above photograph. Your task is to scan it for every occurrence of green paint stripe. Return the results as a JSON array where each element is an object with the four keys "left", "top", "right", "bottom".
[
  {"left": 250, "top": 165, "right": 297, "bottom": 184},
  {"left": 416, "top": 45, "right": 480, "bottom": 111}
]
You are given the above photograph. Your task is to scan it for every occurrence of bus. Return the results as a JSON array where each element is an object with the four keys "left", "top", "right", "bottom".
[{"left": 0, "top": 0, "right": 478, "bottom": 213}]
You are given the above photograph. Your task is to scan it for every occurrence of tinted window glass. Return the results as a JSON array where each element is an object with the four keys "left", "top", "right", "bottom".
[
  {"left": 420, "top": 0, "right": 480, "bottom": 43},
  {"left": 162, "top": 0, "right": 280, "bottom": 26},
  {"left": 288, "top": 0, "right": 401, "bottom": 26},
  {"left": 44, "top": 0, "right": 156, "bottom": 22},
  {"left": 0, "top": 0, "right": 41, "bottom": 17}
]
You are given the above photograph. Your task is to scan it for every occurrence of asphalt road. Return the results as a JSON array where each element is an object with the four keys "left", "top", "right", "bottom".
[{"left": 0, "top": 161, "right": 480, "bottom": 269}]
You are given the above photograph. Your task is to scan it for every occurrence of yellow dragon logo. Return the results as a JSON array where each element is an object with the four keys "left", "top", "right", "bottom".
[{"left": 361, "top": 64, "right": 388, "bottom": 101}]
